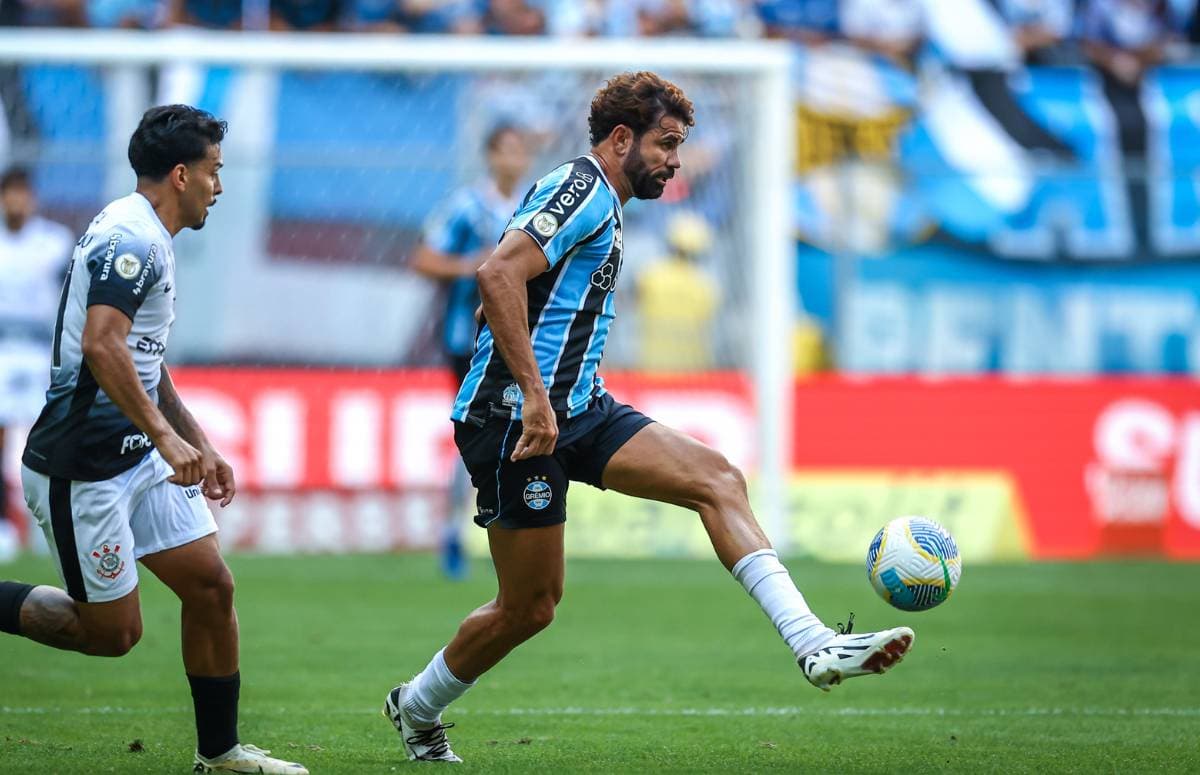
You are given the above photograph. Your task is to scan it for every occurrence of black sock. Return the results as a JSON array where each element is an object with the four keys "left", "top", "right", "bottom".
[
  {"left": 188, "top": 672, "right": 241, "bottom": 758},
  {"left": 0, "top": 581, "right": 34, "bottom": 635}
]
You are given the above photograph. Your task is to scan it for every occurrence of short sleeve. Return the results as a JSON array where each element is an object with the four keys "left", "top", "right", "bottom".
[
  {"left": 85, "top": 227, "right": 165, "bottom": 321},
  {"left": 423, "top": 192, "right": 474, "bottom": 255},
  {"left": 506, "top": 160, "right": 613, "bottom": 269}
]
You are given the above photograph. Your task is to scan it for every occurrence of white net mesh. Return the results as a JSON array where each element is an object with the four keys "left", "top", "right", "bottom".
[
  {"left": 0, "top": 33, "right": 794, "bottom": 553},
  {"left": 2, "top": 57, "right": 762, "bottom": 374}
]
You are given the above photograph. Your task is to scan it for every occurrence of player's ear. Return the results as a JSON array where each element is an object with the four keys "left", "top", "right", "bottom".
[
  {"left": 612, "top": 125, "right": 634, "bottom": 157},
  {"left": 170, "top": 163, "right": 188, "bottom": 192}
]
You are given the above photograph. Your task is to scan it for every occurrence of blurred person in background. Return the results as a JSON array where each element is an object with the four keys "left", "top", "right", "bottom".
[
  {"left": 1000, "top": 0, "right": 1076, "bottom": 64},
  {"left": 166, "top": 0, "right": 242, "bottom": 28},
  {"left": 411, "top": 124, "right": 531, "bottom": 579},
  {"left": 0, "top": 0, "right": 40, "bottom": 160},
  {"left": 0, "top": 0, "right": 86, "bottom": 25},
  {"left": 0, "top": 167, "right": 73, "bottom": 562},
  {"left": 603, "top": 0, "right": 749, "bottom": 37},
  {"left": 634, "top": 211, "right": 720, "bottom": 371},
  {"left": 482, "top": 0, "right": 545, "bottom": 35},
  {"left": 343, "top": 0, "right": 480, "bottom": 32},
  {"left": 87, "top": 0, "right": 166, "bottom": 28},
  {"left": 1080, "top": 0, "right": 1190, "bottom": 253},
  {"left": 756, "top": 0, "right": 839, "bottom": 44},
  {"left": 840, "top": 0, "right": 922, "bottom": 67},
  {"left": 269, "top": 0, "right": 341, "bottom": 30}
]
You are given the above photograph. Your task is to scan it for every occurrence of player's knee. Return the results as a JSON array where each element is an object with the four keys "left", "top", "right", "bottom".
[
  {"left": 693, "top": 453, "right": 748, "bottom": 510},
  {"left": 84, "top": 621, "right": 142, "bottom": 657},
  {"left": 500, "top": 592, "right": 558, "bottom": 637},
  {"left": 524, "top": 595, "right": 557, "bottom": 634},
  {"left": 185, "top": 563, "right": 236, "bottom": 616}
]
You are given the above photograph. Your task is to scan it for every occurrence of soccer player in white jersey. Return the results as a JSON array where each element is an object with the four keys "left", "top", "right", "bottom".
[
  {"left": 383, "top": 72, "right": 915, "bottom": 763},
  {"left": 0, "top": 105, "right": 307, "bottom": 775},
  {"left": 0, "top": 167, "right": 74, "bottom": 559}
]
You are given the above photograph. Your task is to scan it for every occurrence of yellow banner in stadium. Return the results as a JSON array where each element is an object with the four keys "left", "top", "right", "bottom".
[{"left": 466, "top": 470, "right": 1032, "bottom": 563}]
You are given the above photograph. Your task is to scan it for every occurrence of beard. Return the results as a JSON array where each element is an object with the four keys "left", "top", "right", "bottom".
[{"left": 623, "top": 145, "right": 671, "bottom": 200}]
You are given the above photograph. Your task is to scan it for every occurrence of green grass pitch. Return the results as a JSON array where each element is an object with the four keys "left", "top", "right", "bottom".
[{"left": 1, "top": 553, "right": 1198, "bottom": 773}]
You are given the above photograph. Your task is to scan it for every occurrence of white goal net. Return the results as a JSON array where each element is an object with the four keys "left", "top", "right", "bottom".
[{"left": 0, "top": 30, "right": 794, "bottom": 553}]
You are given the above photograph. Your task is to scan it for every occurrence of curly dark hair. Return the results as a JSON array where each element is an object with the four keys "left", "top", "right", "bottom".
[
  {"left": 128, "top": 104, "right": 227, "bottom": 180},
  {"left": 588, "top": 72, "right": 695, "bottom": 147}
]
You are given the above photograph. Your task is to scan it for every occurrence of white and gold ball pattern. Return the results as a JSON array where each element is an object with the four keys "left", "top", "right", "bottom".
[{"left": 866, "top": 516, "right": 962, "bottom": 612}]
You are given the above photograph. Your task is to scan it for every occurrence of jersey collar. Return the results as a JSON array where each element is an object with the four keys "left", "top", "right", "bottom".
[
  {"left": 131, "top": 191, "right": 173, "bottom": 243},
  {"left": 477, "top": 177, "right": 522, "bottom": 216},
  {"left": 583, "top": 154, "right": 620, "bottom": 204}
]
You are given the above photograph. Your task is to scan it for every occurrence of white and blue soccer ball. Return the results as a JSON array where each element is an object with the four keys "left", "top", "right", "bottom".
[{"left": 866, "top": 517, "right": 962, "bottom": 612}]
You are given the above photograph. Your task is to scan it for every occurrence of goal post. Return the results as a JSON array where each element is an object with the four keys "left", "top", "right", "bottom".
[{"left": 0, "top": 29, "right": 796, "bottom": 552}]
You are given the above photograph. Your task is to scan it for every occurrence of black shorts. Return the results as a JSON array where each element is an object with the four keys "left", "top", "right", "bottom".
[
  {"left": 453, "top": 393, "right": 654, "bottom": 530},
  {"left": 449, "top": 354, "right": 473, "bottom": 386}
]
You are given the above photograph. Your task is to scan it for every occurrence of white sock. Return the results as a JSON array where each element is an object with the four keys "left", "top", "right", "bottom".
[
  {"left": 403, "top": 648, "right": 474, "bottom": 724},
  {"left": 731, "top": 549, "right": 836, "bottom": 660}
]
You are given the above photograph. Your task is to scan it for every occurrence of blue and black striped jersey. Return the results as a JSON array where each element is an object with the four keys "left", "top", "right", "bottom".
[{"left": 451, "top": 155, "right": 623, "bottom": 423}]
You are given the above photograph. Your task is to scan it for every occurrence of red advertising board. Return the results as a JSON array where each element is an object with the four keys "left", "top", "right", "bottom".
[
  {"left": 165, "top": 370, "right": 1200, "bottom": 558},
  {"left": 168, "top": 369, "right": 756, "bottom": 491},
  {"left": 8, "top": 369, "right": 1197, "bottom": 559}
]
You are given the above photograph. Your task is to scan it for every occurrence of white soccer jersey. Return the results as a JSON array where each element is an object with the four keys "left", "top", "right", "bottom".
[
  {"left": 23, "top": 193, "right": 177, "bottom": 482},
  {"left": 0, "top": 214, "right": 73, "bottom": 340}
]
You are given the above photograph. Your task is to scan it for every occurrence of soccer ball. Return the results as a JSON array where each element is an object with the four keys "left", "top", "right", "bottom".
[{"left": 866, "top": 517, "right": 961, "bottom": 611}]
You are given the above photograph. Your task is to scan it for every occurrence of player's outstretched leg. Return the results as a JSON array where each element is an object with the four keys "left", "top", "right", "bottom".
[
  {"left": 385, "top": 522, "right": 564, "bottom": 763},
  {"left": 601, "top": 422, "right": 914, "bottom": 691},
  {"left": 141, "top": 536, "right": 307, "bottom": 775}
]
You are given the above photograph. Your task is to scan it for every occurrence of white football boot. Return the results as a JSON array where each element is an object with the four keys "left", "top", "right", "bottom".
[
  {"left": 800, "top": 618, "right": 914, "bottom": 692},
  {"left": 192, "top": 743, "right": 309, "bottom": 774},
  {"left": 383, "top": 683, "right": 463, "bottom": 763}
]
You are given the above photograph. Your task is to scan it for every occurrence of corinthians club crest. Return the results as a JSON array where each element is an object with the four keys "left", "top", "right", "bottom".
[{"left": 92, "top": 543, "right": 126, "bottom": 580}]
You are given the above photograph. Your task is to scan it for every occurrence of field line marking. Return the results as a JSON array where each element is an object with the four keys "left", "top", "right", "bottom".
[{"left": 3, "top": 706, "right": 1199, "bottom": 718}]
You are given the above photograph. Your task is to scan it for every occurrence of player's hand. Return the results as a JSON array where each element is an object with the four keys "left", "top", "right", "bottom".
[
  {"left": 511, "top": 390, "right": 557, "bottom": 461},
  {"left": 156, "top": 432, "right": 205, "bottom": 486},
  {"left": 201, "top": 449, "right": 238, "bottom": 508}
]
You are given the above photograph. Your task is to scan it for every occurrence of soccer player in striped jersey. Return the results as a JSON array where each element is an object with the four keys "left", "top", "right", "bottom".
[
  {"left": 383, "top": 72, "right": 915, "bottom": 763},
  {"left": 0, "top": 105, "right": 306, "bottom": 775}
]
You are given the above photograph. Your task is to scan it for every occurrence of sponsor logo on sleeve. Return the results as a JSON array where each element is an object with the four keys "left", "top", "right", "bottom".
[
  {"left": 114, "top": 253, "right": 141, "bottom": 280},
  {"left": 98, "top": 234, "right": 123, "bottom": 280},
  {"left": 131, "top": 245, "right": 159, "bottom": 296},
  {"left": 532, "top": 212, "right": 559, "bottom": 237}
]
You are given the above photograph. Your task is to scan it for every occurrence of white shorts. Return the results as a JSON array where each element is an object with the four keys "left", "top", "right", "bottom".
[
  {"left": 21, "top": 449, "right": 218, "bottom": 603},
  {"left": 0, "top": 341, "right": 49, "bottom": 425}
]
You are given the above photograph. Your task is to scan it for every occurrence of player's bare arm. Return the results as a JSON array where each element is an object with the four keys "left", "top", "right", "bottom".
[
  {"left": 159, "top": 364, "right": 237, "bottom": 506},
  {"left": 476, "top": 229, "right": 558, "bottom": 461},
  {"left": 80, "top": 304, "right": 204, "bottom": 486},
  {"left": 412, "top": 244, "right": 487, "bottom": 279}
]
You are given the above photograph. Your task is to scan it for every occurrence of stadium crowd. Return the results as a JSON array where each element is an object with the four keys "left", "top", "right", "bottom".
[{"left": 0, "top": 0, "right": 1194, "bottom": 62}]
